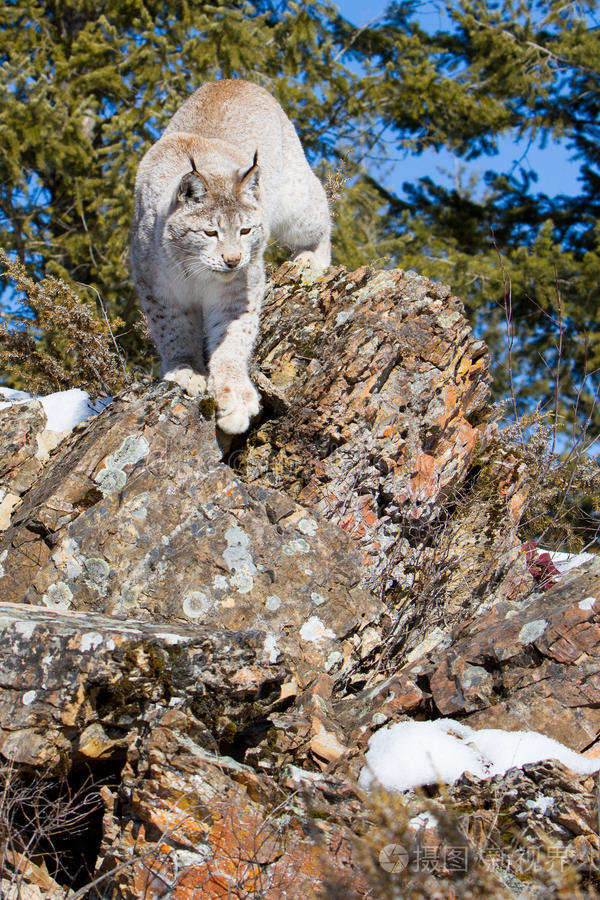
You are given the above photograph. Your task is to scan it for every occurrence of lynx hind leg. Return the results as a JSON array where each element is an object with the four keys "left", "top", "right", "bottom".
[
  {"left": 283, "top": 176, "right": 332, "bottom": 272},
  {"left": 293, "top": 239, "right": 331, "bottom": 272}
]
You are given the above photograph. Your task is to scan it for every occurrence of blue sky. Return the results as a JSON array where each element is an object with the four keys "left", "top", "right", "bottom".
[{"left": 334, "top": 0, "right": 582, "bottom": 200}]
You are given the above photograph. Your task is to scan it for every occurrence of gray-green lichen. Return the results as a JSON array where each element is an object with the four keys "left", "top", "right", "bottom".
[{"left": 94, "top": 434, "right": 150, "bottom": 495}]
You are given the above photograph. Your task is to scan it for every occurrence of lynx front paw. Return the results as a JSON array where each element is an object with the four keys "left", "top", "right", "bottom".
[
  {"left": 211, "top": 378, "right": 261, "bottom": 435},
  {"left": 163, "top": 366, "right": 207, "bottom": 397}
]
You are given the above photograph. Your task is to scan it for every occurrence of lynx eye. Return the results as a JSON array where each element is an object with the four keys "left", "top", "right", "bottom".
[
  {"left": 203, "top": 229, "right": 218, "bottom": 237},
  {"left": 240, "top": 227, "right": 251, "bottom": 235}
]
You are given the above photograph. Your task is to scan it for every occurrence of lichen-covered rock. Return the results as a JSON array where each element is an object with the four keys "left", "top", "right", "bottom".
[
  {"left": 0, "top": 266, "right": 528, "bottom": 673},
  {"left": 245, "top": 264, "right": 530, "bottom": 660},
  {"left": 0, "top": 381, "right": 382, "bottom": 686},
  {"left": 246, "top": 265, "right": 492, "bottom": 588},
  {"left": 0, "top": 601, "right": 285, "bottom": 771},
  {"left": 333, "top": 559, "right": 600, "bottom": 764},
  {"left": 0, "top": 263, "right": 596, "bottom": 899}
]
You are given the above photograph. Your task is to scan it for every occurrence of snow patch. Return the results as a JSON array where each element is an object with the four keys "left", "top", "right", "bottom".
[
  {"left": 0, "top": 388, "right": 31, "bottom": 403},
  {"left": 359, "top": 719, "right": 600, "bottom": 793},
  {"left": 0, "top": 387, "right": 111, "bottom": 432},
  {"left": 409, "top": 811, "right": 438, "bottom": 830},
  {"left": 579, "top": 596, "right": 597, "bottom": 610},
  {"left": 526, "top": 795, "right": 555, "bottom": 814},
  {"left": 547, "top": 549, "right": 594, "bottom": 575}
]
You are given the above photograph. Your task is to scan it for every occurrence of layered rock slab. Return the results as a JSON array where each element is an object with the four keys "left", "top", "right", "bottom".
[
  {"left": 247, "top": 264, "right": 492, "bottom": 587},
  {"left": 245, "top": 264, "right": 530, "bottom": 660},
  {"left": 0, "top": 381, "right": 381, "bottom": 686},
  {"left": 332, "top": 559, "right": 600, "bottom": 763},
  {"left": 0, "top": 601, "right": 285, "bottom": 771}
]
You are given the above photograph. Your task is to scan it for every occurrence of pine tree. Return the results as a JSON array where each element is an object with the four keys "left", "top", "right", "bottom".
[{"left": 335, "top": 0, "right": 600, "bottom": 426}]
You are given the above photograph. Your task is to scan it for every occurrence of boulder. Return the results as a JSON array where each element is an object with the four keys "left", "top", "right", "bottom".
[
  {"left": 0, "top": 263, "right": 597, "bottom": 898},
  {"left": 0, "top": 380, "right": 381, "bottom": 688},
  {"left": 0, "top": 602, "right": 285, "bottom": 772}
]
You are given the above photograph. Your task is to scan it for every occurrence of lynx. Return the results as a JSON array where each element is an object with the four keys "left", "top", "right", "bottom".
[{"left": 131, "top": 79, "right": 331, "bottom": 434}]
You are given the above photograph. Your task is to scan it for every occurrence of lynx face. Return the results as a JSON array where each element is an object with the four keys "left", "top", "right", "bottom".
[{"left": 165, "top": 156, "right": 264, "bottom": 279}]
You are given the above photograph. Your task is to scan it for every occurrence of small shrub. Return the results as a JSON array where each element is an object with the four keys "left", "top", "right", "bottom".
[
  {"left": 0, "top": 249, "right": 129, "bottom": 397},
  {"left": 500, "top": 410, "right": 600, "bottom": 552}
]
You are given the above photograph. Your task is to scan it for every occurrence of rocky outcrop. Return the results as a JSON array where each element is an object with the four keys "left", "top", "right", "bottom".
[
  {"left": 0, "top": 264, "right": 597, "bottom": 898},
  {"left": 0, "top": 603, "right": 285, "bottom": 771},
  {"left": 0, "top": 380, "right": 381, "bottom": 689},
  {"left": 331, "top": 560, "right": 600, "bottom": 770},
  {"left": 246, "top": 264, "right": 530, "bottom": 659}
]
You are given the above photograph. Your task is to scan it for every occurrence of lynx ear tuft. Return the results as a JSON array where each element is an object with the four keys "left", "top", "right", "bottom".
[
  {"left": 238, "top": 150, "right": 260, "bottom": 199},
  {"left": 178, "top": 168, "right": 209, "bottom": 204}
]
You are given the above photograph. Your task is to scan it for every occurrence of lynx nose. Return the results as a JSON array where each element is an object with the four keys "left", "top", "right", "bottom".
[{"left": 222, "top": 252, "right": 241, "bottom": 269}]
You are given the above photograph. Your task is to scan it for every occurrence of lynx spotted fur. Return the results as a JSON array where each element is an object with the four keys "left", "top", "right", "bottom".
[{"left": 131, "top": 79, "right": 331, "bottom": 433}]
